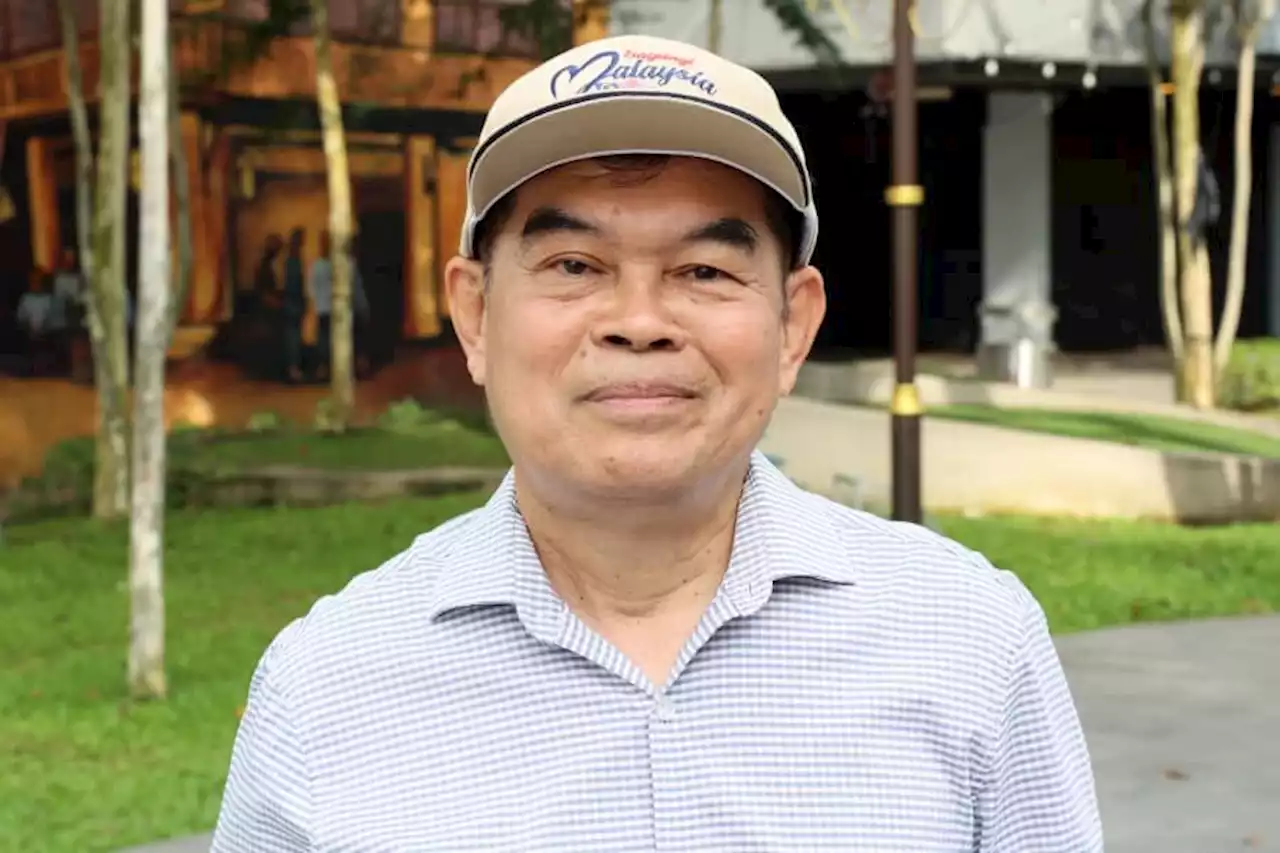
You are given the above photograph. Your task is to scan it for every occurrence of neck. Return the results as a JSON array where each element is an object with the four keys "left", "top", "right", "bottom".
[{"left": 515, "top": 461, "right": 749, "bottom": 622}]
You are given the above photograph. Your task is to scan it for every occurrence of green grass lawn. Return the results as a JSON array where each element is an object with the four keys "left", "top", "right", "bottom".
[
  {"left": 2, "top": 497, "right": 1279, "bottom": 851},
  {"left": 175, "top": 423, "right": 510, "bottom": 471},
  {"left": 928, "top": 404, "right": 1280, "bottom": 458}
]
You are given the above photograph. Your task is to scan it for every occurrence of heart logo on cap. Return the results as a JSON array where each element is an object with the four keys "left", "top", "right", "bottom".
[
  {"left": 549, "top": 49, "right": 718, "bottom": 100},
  {"left": 549, "top": 50, "right": 617, "bottom": 98}
]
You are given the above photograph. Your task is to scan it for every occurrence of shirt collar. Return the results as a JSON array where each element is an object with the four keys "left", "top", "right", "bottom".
[{"left": 421, "top": 451, "right": 860, "bottom": 630}]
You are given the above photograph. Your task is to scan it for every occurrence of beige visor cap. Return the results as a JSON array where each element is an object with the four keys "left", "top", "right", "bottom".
[{"left": 460, "top": 34, "right": 818, "bottom": 265}]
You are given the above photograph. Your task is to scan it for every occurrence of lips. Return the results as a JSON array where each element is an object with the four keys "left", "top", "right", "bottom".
[{"left": 583, "top": 381, "right": 699, "bottom": 402}]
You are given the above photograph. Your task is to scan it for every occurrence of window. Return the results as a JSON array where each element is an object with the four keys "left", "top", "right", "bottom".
[
  {"left": 224, "top": 0, "right": 400, "bottom": 45},
  {"left": 6, "top": 0, "right": 59, "bottom": 57},
  {"left": 331, "top": 0, "right": 400, "bottom": 45},
  {"left": 435, "top": 0, "right": 564, "bottom": 58}
]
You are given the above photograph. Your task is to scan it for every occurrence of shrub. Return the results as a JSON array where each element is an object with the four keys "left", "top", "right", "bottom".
[
  {"left": 1219, "top": 338, "right": 1280, "bottom": 413},
  {"left": 246, "top": 410, "right": 285, "bottom": 432},
  {"left": 377, "top": 397, "right": 443, "bottom": 433}
]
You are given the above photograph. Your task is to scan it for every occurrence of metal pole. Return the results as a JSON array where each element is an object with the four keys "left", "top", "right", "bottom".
[{"left": 887, "top": 0, "right": 923, "bottom": 523}]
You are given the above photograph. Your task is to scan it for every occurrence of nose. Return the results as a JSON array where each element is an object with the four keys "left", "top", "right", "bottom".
[{"left": 592, "top": 269, "right": 684, "bottom": 353}]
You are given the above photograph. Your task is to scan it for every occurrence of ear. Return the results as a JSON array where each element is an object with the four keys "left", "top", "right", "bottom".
[
  {"left": 778, "top": 265, "right": 826, "bottom": 395},
  {"left": 444, "top": 255, "right": 488, "bottom": 387}
]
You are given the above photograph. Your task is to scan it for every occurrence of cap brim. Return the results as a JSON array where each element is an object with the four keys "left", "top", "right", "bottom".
[{"left": 467, "top": 92, "right": 811, "bottom": 235}]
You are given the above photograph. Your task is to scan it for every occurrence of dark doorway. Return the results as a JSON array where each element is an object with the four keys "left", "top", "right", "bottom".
[{"left": 355, "top": 207, "right": 406, "bottom": 369}]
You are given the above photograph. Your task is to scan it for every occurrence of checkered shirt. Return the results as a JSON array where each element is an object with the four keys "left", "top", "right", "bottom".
[{"left": 211, "top": 453, "right": 1102, "bottom": 852}]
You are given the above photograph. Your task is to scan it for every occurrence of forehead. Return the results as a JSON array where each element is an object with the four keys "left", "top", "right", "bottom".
[{"left": 510, "top": 157, "right": 772, "bottom": 226}]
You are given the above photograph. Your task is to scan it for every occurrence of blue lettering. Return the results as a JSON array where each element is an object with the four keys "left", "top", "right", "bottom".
[{"left": 550, "top": 50, "right": 718, "bottom": 99}]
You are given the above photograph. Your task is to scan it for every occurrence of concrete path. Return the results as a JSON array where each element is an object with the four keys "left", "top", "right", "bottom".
[
  {"left": 1059, "top": 615, "right": 1280, "bottom": 853},
  {"left": 122, "top": 616, "right": 1280, "bottom": 853},
  {"left": 760, "top": 396, "right": 1280, "bottom": 522}
]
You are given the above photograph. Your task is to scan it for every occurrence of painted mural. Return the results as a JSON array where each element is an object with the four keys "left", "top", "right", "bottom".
[{"left": 0, "top": 0, "right": 560, "bottom": 390}]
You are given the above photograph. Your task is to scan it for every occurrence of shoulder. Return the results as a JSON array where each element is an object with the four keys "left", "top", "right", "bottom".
[
  {"left": 782, "top": 484, "right": 1044, "bottom": 658},
  {"left": 253, "top": 505, "right": 489, "bottom": 692}
]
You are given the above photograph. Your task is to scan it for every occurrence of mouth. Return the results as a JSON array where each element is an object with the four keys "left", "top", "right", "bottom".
[{"left": 582, "top": 382, "right": 700, "bottom": 404}]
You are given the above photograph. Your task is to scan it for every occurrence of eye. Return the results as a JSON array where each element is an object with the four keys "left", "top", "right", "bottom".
[
  {"left": 685, "top": 265, "right": 729, "bottom": 282},
  {"left": 557, "top": 258, "right": 592, "bottom": 276}
]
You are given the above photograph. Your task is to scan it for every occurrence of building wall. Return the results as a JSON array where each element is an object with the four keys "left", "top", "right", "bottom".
[{"left": 607, "top": 0, "right": 1280, "bottom": 70}]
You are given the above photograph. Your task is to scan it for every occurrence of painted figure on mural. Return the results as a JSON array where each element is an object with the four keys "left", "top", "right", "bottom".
[
  {"left": 282, "top": 227, "right": 308, "bottom": 384},
  {"left": 251, "top": 233, "right": 284, "bottom": 314},
  {"left": 53, "top": 249, "right": 92, "bottom": 383},
  {"left": 15, "top": 268, "right": 59, "bottom": 376},
  {"left": 309, "top": 229, "right": 370, "bottom": 383}
]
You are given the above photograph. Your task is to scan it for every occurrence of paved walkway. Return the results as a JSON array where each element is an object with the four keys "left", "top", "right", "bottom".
[{"left": 122, "top": 616, "right": 1280, "bottom": 853}]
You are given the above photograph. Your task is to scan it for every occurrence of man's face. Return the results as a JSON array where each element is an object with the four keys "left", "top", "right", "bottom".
[{"left": 447, "top": 157, "right": 825, "bottom": 499}]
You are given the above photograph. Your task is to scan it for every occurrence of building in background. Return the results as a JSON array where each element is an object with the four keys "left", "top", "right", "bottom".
[
  {"left": 0, "top": 0, "right": 559, "bottom": 380},
  {"left": 599, "top": 0, "right": 1280, "bottom": 362}
]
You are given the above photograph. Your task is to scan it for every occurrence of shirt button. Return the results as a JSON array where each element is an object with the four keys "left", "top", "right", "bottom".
[{"left": 654, "top": 698, "right": 677, "bottom": 723}]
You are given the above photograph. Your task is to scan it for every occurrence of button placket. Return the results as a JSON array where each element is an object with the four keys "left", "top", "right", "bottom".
[{"left": 648, "top": 693, "right": 682, "bottom": 851}]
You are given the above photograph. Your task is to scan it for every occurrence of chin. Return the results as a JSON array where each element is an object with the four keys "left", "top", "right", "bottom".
[{"left": 571, "top": 437, "right": 708, "bottom": 496}]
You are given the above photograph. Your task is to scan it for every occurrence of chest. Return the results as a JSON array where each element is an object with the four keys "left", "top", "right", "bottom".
[{"left": 307, "top": 631, "right": 983, "bottom": 852}]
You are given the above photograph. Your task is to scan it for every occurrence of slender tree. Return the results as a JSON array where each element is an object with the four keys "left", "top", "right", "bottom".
[
  {"left": 56, "top": 0, "right": 132, "bottom": 519},
  {"left": 1142, "top": 0, "right": 1185, "bottom": 380},
  {"left": 1216, "top": 0, "right": 1276, "bottom": 372},
  {"left": 310, "top": 0, "right": 356, "bottom": 431},
  {"left": 130, "top": 0, "right": 171, "bottom": 700}
]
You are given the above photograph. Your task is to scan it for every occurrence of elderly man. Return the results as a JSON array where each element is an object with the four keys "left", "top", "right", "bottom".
[{"left": 212, "top": 35, "right": 1101, "bottom": 852}]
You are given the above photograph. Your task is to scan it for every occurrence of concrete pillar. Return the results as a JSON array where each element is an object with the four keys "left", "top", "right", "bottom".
[
  {"left": 572, "top": 0, "right": 610, "bottom": 44},
  {"left": 404, "top": 134, "right": 441, "bottom": 339},
  {"left": 434, "top": 139, "right": 474, "bottom": 319},
  {"left": 25, "top": 136, "right": 60, "bottom": 275},
  {"left": 178, "top": 113, "right": 229, "bottom": 325},
  {"left": 978, "top": 92, "right": 1056, "bottom": 385},
  {"left": 1267, "top": 123, "right": 1280, "bottom": 336}
]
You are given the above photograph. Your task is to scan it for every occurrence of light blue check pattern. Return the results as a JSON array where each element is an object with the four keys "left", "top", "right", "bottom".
[{"left": 211, "top": 453, "right": 1102, "bottom": 852}]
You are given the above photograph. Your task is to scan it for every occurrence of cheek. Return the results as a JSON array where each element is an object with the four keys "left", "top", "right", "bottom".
[
  {"left": 692, "top": 309, "right": 786, "bottom": 377},
  {"left": 484, "top": 300, "right": 589, "bottom": 387}
]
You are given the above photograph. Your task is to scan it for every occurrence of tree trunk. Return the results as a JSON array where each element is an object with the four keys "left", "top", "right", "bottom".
[
  {"left": 1142, "top": 0, "right": 1184, "bottom": 384},
  {"left": 130, "top": 0, "right": 170, "bottom": 701},
  {"left": 311, "top": 0, "right": 355, "bottom": 431},
  {"left": 708, "top": 0, "right": 723, "bottom": 53},
  {"left": 92, "top": 0, "right": 134, "bottom": 517},
  {"left": 57, "top": 0, "right": 95, "bottom": 287},
  {"left": 1215, "top": 14, "right": 1264, "bottom": 373},
  {"left": 1170, "top": 1, "right": 1215, "bottom": 409}
]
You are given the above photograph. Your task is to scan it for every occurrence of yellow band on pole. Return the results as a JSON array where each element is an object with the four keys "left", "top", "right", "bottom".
[
  {"left": 885, "top": 184, "right": 924, "bottom": 206},
  {"left": 890, "top": 382, "right": 923, "bottom": 416}
]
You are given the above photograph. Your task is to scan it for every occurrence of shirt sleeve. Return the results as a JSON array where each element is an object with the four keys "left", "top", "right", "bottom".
[
  {"left": 211, "top": 635, "right": 312, "bottom": 852},
  {"left": 974, "top": 589, "right": 1104, "bottom": 852}
]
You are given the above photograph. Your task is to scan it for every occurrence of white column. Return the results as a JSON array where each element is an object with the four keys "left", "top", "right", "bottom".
[
  {"left": 1267, "top": 123, "right": 1280, "bottom": 337},
  {"left": 979, "top": 92, "right": 1056, "bottom": 383}
]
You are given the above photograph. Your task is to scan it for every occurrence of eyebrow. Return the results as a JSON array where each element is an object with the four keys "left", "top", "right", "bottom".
[
  {"left": 681, "top": 217, "right": 759, "bottom": 254},
  {"left": 520, "top": 207, "right": 598, "bottom": 243},
  {"left": 518, "top": 208, "right": 760, "bottom": 255}
]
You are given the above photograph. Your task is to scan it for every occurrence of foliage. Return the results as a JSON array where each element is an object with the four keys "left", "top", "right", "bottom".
[
  {"left": 175, "top": 0, "right": 312, "bottom": 93},
  {"left": 246, "top": 410, "right": 286, "bottom": 433},
  {"left": 926, "top": 404, "right": 1280, "bottom": 458},
  {"left": 1, "top": 501, "right": 1278, "bottom": 850},
  {"left": 760, "top": 0, "right": 843, "bottom": 66},
  {"left": 312, "top": 396, "right": 342, "bottom": 433},
  {"left": 495, "top": 0, "right": 844, "bottom": 67},
  {"left": 1219, "top": 338, "right": 1280, "bottom": 412},
  {"left": 498, "top": 0, "right": 577, "bottom": 59}
]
